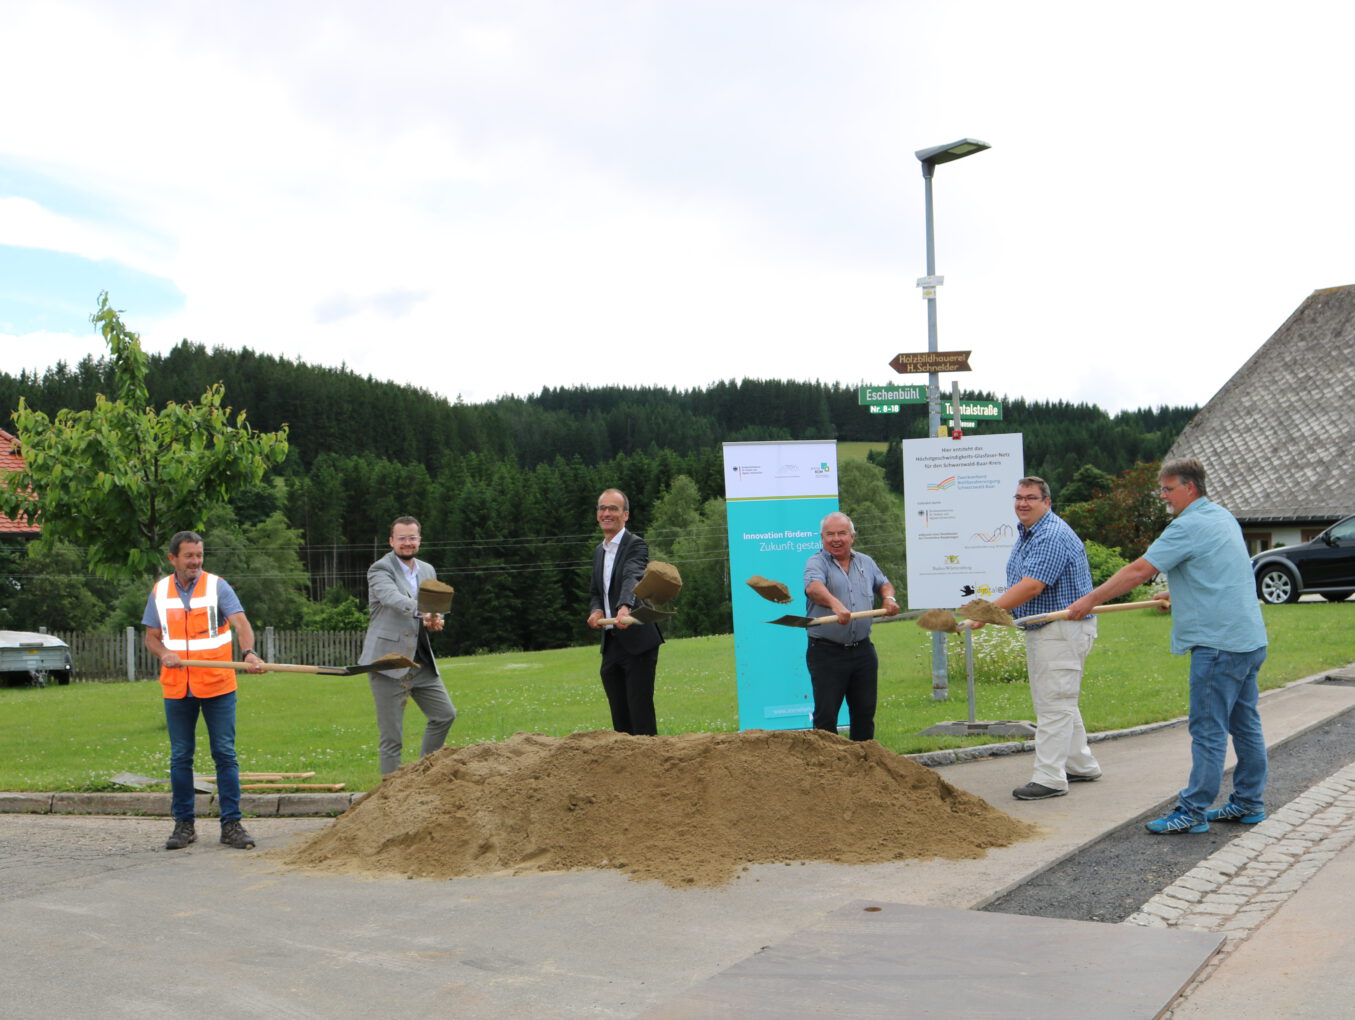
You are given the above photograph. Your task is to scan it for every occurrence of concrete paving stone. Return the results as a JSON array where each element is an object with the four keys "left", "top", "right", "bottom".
[
  {"left": 1201, "top": 892, "right": 1248, "bottom": 906},
  {"left": 1191, "top": 902, "right": 1239, "bottom": 916},
  {"left": 1163, "top": 885, "right": 1204, "bottom": 903},
  {"left": 1173, "top": 875, "right": 1216, "bottom": 893},
  {"left": 1143, "top": 900, "right": 1185, "bottom": 920},
  {"left": 1126, "top": 911, "right": 1167, "bottom": 928},
  {"left": 1211, "top": 849, "right": 1252, "bottom": 869},
  {"left": 1256, "top": 851, "right": 1299, "bottom": 865}
]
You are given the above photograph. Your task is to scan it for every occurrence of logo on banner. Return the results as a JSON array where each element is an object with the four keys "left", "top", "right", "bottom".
[
  {"left": 927, "top": 475, "right": 957, "bottom": 492},
  {"left": 971, "top": 522, "right": 1015, "bottom": 543}
]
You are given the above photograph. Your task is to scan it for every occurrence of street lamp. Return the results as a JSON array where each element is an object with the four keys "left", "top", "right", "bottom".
[{"left": 916, "top": 137, "right": 990, "bottom": 701}]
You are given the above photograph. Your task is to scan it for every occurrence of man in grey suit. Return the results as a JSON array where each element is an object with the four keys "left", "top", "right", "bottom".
[
  {"left": 587, "top": 488, "right": 663, "bottom": 735},
  {"left": 362, "top": 515, "right": 456, "bottom": 776}
]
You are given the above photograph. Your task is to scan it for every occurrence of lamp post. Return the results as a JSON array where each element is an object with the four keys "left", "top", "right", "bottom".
[{"left": 916, "top": 137, "right": 990, "bottom": 701}]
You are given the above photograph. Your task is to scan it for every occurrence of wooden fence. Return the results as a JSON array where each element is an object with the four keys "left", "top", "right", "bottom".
[{"left": 51, "top": 628, "right": 365, "bottom": 683}]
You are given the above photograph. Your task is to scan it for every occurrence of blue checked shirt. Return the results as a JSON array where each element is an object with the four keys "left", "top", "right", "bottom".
[{"left": 1005, "top": 510, "right": 1093, "bottom": 627}]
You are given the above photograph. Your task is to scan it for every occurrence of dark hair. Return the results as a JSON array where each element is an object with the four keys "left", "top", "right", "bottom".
[
  {"left": 168, "top": 531, "right": 203, "bottom": 555},
  {"left": 1016, "top": 476, "right": 1051, "bottom": 501},
  {"left": 390, "top": 515, "right": 421, "bottom": 534},
  {"left": 1160, "top": 458, "right": 1207, "bottom": 498}
]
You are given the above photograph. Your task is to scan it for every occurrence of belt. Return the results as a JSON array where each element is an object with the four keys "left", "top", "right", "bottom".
[{"left": 809, "top": 637, "right": 870, "bottom": 650}]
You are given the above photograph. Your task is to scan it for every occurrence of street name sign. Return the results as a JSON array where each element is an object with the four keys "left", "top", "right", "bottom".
[
  {"left": 940, "top": 399, "right": 1003, "bottom": 420},
  {"left": 858, "top": 385, "right": 927, "bottom": 406}
]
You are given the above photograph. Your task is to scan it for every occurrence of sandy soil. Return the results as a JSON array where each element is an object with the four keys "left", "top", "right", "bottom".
[{"left": 281, "top": 728, "right": 1036, "bottom": 888}]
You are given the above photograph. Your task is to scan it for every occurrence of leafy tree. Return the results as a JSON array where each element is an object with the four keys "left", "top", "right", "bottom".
[
  {"left": 301, "top": 588, "right": 370, "bottom": 632},
  {"left": 1084, "top": 539, "right": 1157, "bottom": 603},
  {"left": 667, "top": 496, "right": 731, "bottom": 638},
  {"left": 0, "top": 542, "right": 117, "bottom": 631},
  {"left": 197, "top": 504, "right": 310, "bottom": 628},
  {"left": 646, "top": 474, "right": 703, "bottom": 562},
  {"left": 1062, "top": 462, "right": 1170, "bottom": 561},
  {"left": 1060, "top": 464, "right": 1115, "bottom": 506},
  {"left": 0, "top": 294, "right": 289, "bottom": 579},
  {"left": 838, "top": 459, "right": 906, "bottom": 593}
]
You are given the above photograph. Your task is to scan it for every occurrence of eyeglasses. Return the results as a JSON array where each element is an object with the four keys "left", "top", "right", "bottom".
[
  {"left": 597, "top": 504, "right": 624, "bottom": 513},
  {"left": 1159, "top": 484, "right": 1183, "bottom": 495},
  {"left": 1013, "top": 495, "right": 1046, "bottom": 504}
]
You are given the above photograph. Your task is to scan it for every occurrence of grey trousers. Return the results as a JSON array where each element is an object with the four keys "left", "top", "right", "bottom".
[{"left": 369, "top": 664, "right": 456, "bottom": 775}]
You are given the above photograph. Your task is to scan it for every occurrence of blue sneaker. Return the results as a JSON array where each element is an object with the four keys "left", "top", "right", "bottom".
[
  {"left": 1145, "top": 808, "right": 1209, "bottom": 834},
  {"left": 1205, "top": 802, "right": 1267, "bottom": 824}
]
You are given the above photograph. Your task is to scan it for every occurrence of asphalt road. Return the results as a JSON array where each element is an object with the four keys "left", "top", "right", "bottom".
[{"left": 982, "top": 684, "right": 1355, "bottom": 923}]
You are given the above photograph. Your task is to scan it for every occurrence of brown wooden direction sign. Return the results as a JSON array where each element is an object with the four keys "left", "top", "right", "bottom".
[{"left": 889, "top": 350, "right": 972, "bottom": 374}]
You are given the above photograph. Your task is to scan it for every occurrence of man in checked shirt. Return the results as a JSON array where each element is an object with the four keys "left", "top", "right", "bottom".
[{"left": 973, "top": 476, "right": 1102, "bottom": 800}]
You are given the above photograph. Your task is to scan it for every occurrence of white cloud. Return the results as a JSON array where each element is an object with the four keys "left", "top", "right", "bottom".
[{"left": 2, "top": 0, "right": 1353, "bottom": 415}]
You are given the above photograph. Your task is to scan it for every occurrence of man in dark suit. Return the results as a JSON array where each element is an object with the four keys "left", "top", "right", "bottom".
[
  {"left": 361, "top": 515, "right": 456, "bottom": 776},
  {"left": 587, "top": 488, "right": 663, "bottom": 735}
]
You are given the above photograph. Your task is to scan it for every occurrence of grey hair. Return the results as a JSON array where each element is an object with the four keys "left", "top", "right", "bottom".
[
  {"left": 1160, "top": 458, "right": 1207, "bottom": 498},
  {"left": 820, "top": 511, "right": 856, "bottom": 535}
]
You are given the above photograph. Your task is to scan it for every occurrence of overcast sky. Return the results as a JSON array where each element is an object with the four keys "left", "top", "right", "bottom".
[{"left": 3, "top": 0, "right": 1353, "bottom": 418}]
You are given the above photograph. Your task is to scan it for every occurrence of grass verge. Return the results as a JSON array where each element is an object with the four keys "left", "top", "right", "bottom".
[{"left": 2, "top": 604, "right": 1350, "bottom": 793}]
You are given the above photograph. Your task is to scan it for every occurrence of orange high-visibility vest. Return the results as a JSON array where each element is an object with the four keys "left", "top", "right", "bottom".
[{"left": 153, "top": 571, "right": 238, "bottom": 698}]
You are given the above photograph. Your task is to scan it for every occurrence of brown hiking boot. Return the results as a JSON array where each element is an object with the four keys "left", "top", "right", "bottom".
[
  {"left": 219, "top": 819, "right": 256, "bottom": 849},
  {"left": 165, "top": 818, "right": 196, "bottom": 850}
]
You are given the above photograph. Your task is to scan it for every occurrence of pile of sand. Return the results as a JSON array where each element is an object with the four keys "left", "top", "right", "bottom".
[{"left": 280, "top": 729, "right": 1036, "bottom": 888}]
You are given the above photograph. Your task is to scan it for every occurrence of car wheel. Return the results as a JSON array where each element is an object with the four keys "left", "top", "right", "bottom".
[
  {"left": 1321, "top": 591, "right": 1354, "bottom": 603},
  {"left": 1257, "top": 566, "right": 1300, "bottom": 604}
]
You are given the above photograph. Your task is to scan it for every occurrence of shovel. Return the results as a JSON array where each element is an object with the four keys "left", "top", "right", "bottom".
[
  {"left": 1011, "top": 599, "right": 1169, "bottom": 628},
  {"left": 766, "top": 607, "right": 925, "bottom": 628},
  {"left": 176, "top": 653, "right": 419, "bottom": 676},
  {"left": 596, "top": 605, "right": 675, "bottom": 627}
]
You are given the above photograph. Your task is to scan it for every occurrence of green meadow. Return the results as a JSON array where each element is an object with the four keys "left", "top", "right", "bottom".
[{"left": 2, "top": 603, "right": 1350, "bottom": 794}]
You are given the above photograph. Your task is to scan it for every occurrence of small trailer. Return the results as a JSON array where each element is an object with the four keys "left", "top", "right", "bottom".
[{"left": 0, "top": 630, "right": 73, "bottom": 687}]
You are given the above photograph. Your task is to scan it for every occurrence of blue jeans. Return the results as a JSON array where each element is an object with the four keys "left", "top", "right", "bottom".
[
  {"left": 1178, "top": 645, "right": 1268, "bottom": 819},
  {"left": 165, "top": 691, "right": 241, "bottom": 823}
]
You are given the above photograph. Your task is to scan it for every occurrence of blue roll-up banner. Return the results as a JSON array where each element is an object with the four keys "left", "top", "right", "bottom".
[{"left": 723, "top": 440, "right": 839, "bottom": 730}]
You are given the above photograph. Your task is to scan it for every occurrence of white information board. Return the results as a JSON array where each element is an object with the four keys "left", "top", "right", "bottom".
[{"left": 902, "top": 433, "right": 1025, "bottom": 609}]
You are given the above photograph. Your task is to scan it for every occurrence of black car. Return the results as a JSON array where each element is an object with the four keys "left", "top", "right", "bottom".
[{"left": 1251, "top": 515, "right": 1355, "bottom": 604}]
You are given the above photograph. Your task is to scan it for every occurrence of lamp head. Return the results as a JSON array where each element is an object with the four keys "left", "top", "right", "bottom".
[{"left": 916, "top": 138, "right": 991, "bottom": 177}]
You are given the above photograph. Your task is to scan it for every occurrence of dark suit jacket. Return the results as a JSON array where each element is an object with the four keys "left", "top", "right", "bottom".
[
  {"left": 361, "top": 550, "right": 440, "bottom": 680},
  {"left": 590, "top": 530, "right": 664, "bottom": 657}
]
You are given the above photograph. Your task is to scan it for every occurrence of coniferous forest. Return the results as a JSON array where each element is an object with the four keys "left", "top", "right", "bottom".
[{"left": 0, "top": 342, "right": 1196, "bottom": 655}]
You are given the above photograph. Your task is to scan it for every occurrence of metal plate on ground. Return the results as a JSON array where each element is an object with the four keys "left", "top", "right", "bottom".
[{"left": 643, "top": 900, "right": 1221, "bottom": 1019}]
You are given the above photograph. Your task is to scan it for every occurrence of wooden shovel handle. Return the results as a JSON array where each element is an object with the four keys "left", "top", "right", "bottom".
[
  {"left": 807, "top": 608, "right": 893, "bottom": 626},
  {"left": 178, "top": 659, "right": 325, "bottom": 674},
  {"left": 1018, "top": 599, "right": 1169, "bottom": 627}
]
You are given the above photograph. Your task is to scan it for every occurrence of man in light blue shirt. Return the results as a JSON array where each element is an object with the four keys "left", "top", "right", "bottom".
[{"left": 1068, "top": 458, "right": 1268, "bottom": 835}]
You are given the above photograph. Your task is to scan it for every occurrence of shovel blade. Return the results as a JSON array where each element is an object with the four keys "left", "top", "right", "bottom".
[
  {"left": 341, "top": 653, "right": 420, "bottom": 675},
  {"left": 629, "top": 605, "right": 676, "bottom": 624},
  {"left": 765, "top": 614, "right": 815, "bottom": 627}
]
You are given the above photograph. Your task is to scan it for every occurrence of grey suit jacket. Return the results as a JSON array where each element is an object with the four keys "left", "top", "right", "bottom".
[{"left": 361, "top": 550, "right": 440, "bottom": 680}]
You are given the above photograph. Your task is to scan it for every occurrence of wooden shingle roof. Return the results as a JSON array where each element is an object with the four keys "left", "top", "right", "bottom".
[{"left": 1165, "top": 284, "right": 1355, "bottom": 524}]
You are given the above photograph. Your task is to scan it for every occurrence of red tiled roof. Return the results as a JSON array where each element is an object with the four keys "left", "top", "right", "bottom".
[{"left": 0, "top": 429, "right": 40, "bottom": 534}]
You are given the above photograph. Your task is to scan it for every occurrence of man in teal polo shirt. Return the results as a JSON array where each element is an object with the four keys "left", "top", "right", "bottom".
[{"left": 1067, "top": 457, "right": 1268, "bottom": 834}]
